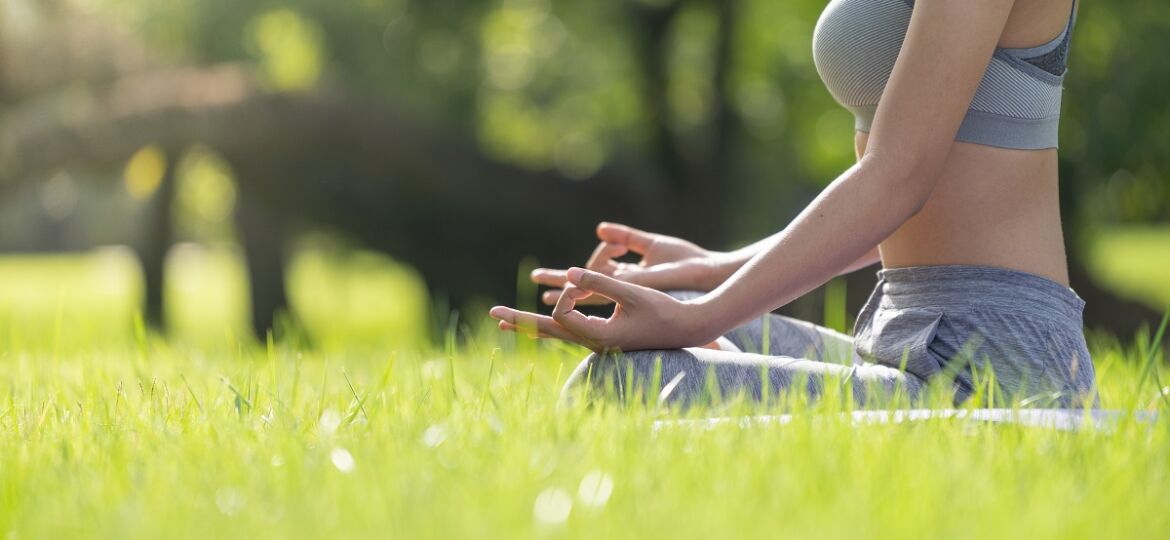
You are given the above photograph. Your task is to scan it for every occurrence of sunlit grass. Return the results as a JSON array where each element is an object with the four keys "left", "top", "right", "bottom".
[
  {"left": 0, "top": 242, "right": 1168, "bottom": 538},
  {"left": 0, "top": 243, "right": 429, "bottom": 351}
]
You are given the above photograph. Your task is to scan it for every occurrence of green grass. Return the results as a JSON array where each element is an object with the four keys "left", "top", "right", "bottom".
[{"left": 1, "top": 244, "right": 1168, "bottom": 538}]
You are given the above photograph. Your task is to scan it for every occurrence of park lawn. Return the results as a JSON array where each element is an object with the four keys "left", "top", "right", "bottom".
[{"left": 1, "top": 235, "right": 1168, "bottom": 539}]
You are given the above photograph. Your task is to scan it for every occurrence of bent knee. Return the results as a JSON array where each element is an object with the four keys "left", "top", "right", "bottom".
[{"left": 559, "top": 349, "right": 695, "bottom": 404}]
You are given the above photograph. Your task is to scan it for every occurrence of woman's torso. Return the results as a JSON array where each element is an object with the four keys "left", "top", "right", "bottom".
[
  {"left": 848, "top": 0, "right": 1078, "bottom": 286},
  {"left": 861, "top": 133, "right": 1070, "bottom": 286}
]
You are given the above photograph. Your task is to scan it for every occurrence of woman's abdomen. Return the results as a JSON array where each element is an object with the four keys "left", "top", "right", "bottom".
[{"left": 855, "top": 132, "right": 1071, "bottom": 286}]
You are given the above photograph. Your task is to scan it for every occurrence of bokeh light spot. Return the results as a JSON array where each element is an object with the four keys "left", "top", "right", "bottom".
[
  {"left": 123, "top": 145, "right": 166, "bottom": 201},
  {"left": 245, "top": 9, "right": 325, "bottom": 91}
]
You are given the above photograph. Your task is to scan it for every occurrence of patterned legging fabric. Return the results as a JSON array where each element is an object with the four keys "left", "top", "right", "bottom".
[
  {"left": 560, "top": 290, "right": 916, "bottom": 408},
  {"left": 560, "top": 265, "right": 1099, "bottom": 409}
]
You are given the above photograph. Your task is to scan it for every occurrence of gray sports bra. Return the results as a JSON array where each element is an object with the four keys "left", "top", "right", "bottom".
[{"left": 812, "top": 0, "right": 1077, "bottom": 150}]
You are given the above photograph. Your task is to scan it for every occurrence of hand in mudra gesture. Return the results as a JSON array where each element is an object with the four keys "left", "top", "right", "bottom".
[
  {"left": 529, "top": 222, "right": 717, "bottom": 306},
  {"left": 489, "top": 222, "right": 733, "bottom": 352},
  {"left": 490, "top": 266, "right": 708, "bottom": 352}
]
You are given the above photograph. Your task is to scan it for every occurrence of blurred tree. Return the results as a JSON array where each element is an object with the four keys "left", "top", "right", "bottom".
[{"left": 1, "top": 0, "right": 1166, "bottom": 337}]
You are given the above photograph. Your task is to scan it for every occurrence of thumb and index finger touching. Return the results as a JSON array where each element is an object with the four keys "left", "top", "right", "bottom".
[
  {"left": 528, "top": 241, "right": 626, "bottom": 291},
  {"left": 564, "top": 267, "right": 640, "bottom": 306},
  {"left": 529, "top": 222, "right": 654, "bottom": 288},
  {"left": 551, "top": 267, "right": 641, "bottom": 342}
]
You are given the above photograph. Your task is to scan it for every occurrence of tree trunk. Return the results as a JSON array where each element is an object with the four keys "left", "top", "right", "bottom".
[
  {"left": 139, "top": 148, "right": 178, "bottom": 329},
  {"left": 236, "top": 188, "right": 290, "bottom": 338}
]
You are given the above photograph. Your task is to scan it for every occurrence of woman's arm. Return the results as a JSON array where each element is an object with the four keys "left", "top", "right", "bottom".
[
  {"left": 685, "top": 0, "right": 1018, "bottom": 340},
  {"left": 532, "top": 223, "right": 878, "bottom": 306},
  {"left": 712, "top": 240, "right": 881, "bottom": 283},
  {"left": 491, "top": 0, "right": 1017, "bottom": 352}
]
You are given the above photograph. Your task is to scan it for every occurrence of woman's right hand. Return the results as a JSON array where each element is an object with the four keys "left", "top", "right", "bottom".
[{"left": 530, "top": 222, "right": 727, "bottom": 306}]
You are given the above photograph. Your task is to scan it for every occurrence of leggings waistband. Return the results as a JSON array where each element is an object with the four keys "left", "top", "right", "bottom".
[{"left": 874, "top": 264, "right": 1085, "bottom": 324}]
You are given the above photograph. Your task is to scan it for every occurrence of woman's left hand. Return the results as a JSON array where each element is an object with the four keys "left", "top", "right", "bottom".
[{"left": 489, "top": 267, "right": 711, "bottom": 352}]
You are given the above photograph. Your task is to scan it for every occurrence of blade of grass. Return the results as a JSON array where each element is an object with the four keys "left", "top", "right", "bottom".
[{"left": 1135, "top": 309, "right": 1170, "bottom": 410}]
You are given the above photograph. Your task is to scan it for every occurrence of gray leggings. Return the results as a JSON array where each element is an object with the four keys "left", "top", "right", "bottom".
[{"left": 561, "top": 265, "right": 1099, "bottom": 409}]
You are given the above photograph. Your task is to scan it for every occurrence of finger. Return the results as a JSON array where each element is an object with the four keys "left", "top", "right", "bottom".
[
  {"left": 542, "top": 289, "right": 560, "bottom": 305},
  {"left": 499, "top": 320, "right": 553, "bottom": 339},
  {"left": 585, "top": 242, "right": 628, "bottom": 273},
  {"left": 558, "top": 284, "right": 595, "bottom": 305},
  {"left": 542, "top": 289, "right": 561, "bottom": 305},
  {"left": 551, "top": 286, "right": 609, "bottom": 343},
  {"left": 530, "top": 268, "right": 569, "bottom": 287},
  {"left": 542, "top": 289, "right": 612, "bottom": 306},
  {"left": 566, "top": 267, "right": 642, "bottom": 305},
  {"left": 597, "top": 222, "right": 656, "bottom": 255},
  {"left": 489, "top": 306, "right": 587, "bottom": 344}
]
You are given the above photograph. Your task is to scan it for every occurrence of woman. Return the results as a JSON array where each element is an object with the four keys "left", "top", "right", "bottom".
[{"left": 489, "top": 0, "right": 1097, "bottom": 408}]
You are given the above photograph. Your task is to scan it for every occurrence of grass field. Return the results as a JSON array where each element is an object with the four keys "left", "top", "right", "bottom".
[{"left": 1, "top": 240, "right": 1168, "bottom": 538}]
